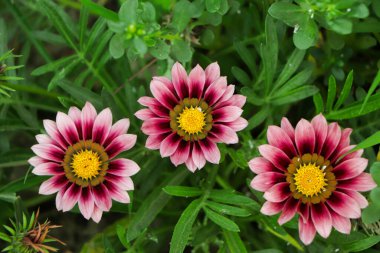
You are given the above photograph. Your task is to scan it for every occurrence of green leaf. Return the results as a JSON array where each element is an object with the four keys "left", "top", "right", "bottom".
[
  {"left": 271, "top": 85, "right": 319, "bottom": 105},
  {"left": 370, "top": 162, "right": 380, "bottom": 185},
  {"left": 119, "top": 0, "right": 138, "bottom": 25},
  {"left": 127, "top": 169, "right": 188, "bottom": 241},
  {"left": 231, "top": 66, "right": 251, "bottom": 86},
  {"left": 313, "top": 93, "right": 324, "bottom": 114},
  {"left": 273, "top": 48, "right": 306, "bottom": 90},
  {"left": 277, "top": 65, "right": 313, "bottom": 94},
  {"left": 204, "top": 207, "right": 240, "bottom": 232},
  {"left": 348, "top": 4, "right": 369, "bottom": 19},
  {"left": 0, "top": 192, "right": 16, "bottom": 204},
  {"left": 362, "top": 203, "right": 380, "bottom": 224},
  {"left": 169, "top": 199, "right": 203, "bottom": 253},
  {"left": 81, "top": 0, "right": 118, "bottom": 21},
  {"left": 149, "top": 40, "right": 170, "bottom": 60},
  {"left": 206, "top": 201, "right": 250, "bottom": 217},
  {"left": 0, "top": 175, "right": 45, "bottom": 193},
  {"left": 116, "top": 225, "right": 128, "bottom": 248},
  {"left": 326, "top": 75, "right": 337, "bottom": 113},
  {"left": 133, "top": 36, "right": 148, "bottom": 55},
  {"left": 373, "top": 0, "right": 380, "bottom": 18},
  {"left": 171, "top": 40, "right": 193, "bottom": 63},
  {"left": 109, "top": 34, "right": 125, "bottom": 59},
  {"left": 141, "top": 2, "right": 156, "bottom": 22},
  {"left": 268, "top": 2, "right": 305, "bottom": 27},
  {"left": 293, "top": 19, "right": 318, "bottom": 49},
  {"left": 206, "top": 0, "right": 221, "bottom": 13},
  {"left": 222, "top": 230, "right": 247, "bottom": 253},
  {"left": 172, "top": 0, "right": 196, "bottom": 32},
  {"left": 342, "top": 235, "right": 380, "bottom": 252},
  {"left": 0, "top": 232, "right": 11, "bottom": 243},
  {"left": 247, "top": 107, "right": 269, "bottom": 131},
  {"left": 263, "top": 15, "right": 278, "bottom": 92},
  {"left": 334, "top": 70, "right": 353, "bottom": 110},
  {"left": 30, "top": 55, "right": 76, "bottom": 76},
  {"left": 349, "top": 131, "right": 380, "bottom": 154},
  {"left": 360, "top": 69, "right": 380, "bottom": 114},
  {"left": 3, "top": 225, "right": 15, "bottom": 235},
  {"left": 253, "top": 250, "right": 282, "bottom": 253},
  {"left": 234, "top": 41, "right": 256, "bottom": 76},
  {"left": 163, "top": 186, "right": 203, "bottom": 197},
  {"left": 328, "top": 18, "right": 353, "bottom": 35},
  {"left": 209, "top": 190, "right": 260, "bottom": 211}
]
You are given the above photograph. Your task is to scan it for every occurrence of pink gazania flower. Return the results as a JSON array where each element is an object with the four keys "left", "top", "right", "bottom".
[
  {"left": 29, "top": 102, "right": 140, "bottom": 223},
  {"left": 135, "top": 62, "right": 248, "bottom": 172},
  {"left": 249, "top": 114, "right": 377, "bottom": 245}
]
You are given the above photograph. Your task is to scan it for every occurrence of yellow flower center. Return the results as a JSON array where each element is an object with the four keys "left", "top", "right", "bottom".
[
  {"left": 293, "top": 163, "right": 327, "bottom": 197},
  {"left": 177, "top": 106, "right": 206, "bottom": 134},
  {"left": 71, "top": 150, "right": 101, "bottom": 180}
]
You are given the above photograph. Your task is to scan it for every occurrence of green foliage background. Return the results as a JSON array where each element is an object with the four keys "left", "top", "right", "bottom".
[{"left": 1, "top": 0, "right": 380, "bottom": 252}]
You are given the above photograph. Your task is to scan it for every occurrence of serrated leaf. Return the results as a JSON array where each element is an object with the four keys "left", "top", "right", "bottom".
[
  {"left": 169, "top": 199, "right": 203, "bottom": 253},
  {"left": 163, "top": 186, "right": 203, "bottom": 197},
  {"left": 204, "top": 207, "right": 240, "bottom": 232}
]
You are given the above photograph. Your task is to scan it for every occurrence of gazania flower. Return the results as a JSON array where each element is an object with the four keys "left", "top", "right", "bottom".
[
  {"left": 29, "top": 102, "right": 140, "bottom": 222},
  {"left": 135, "top": 62, "right": 247, "bottom": 172},
  {"left": 249, "top": 114, "right": 376, "bottom": 245}
]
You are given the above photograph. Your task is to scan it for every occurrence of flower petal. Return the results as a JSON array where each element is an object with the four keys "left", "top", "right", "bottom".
[
  {"left": 192, "top": 142, "right": 206, "bottom": 169},
  {"left": 189, "top": 64, "right": 206, "bottom": 98},
  {"left": 150, "top": 79, "right": 179, "bottom": 110},
  {"left": 281, "top": 117, "right": 295, "bottom": 140},
  {"left": 105, "top": 134, "right": 137, "bottom": 159},
  {"left": 43, "top": 120, "right": 67, "bottom": 149},
  {"left": 31, "top": 144, "right": 65, "bottom": 163},
  {"left": 295, "top": 119, "right": 315, "bottom": 155},
  {"left": 104, "top": 181, "right": 130, "bottom": 203},
  {"left": 248, "top": 157, "right": 278, "bottom": 174},
  {"left": 210, "top": 124, "right": 238, "bottom": 144},
  {"left": 340, "top": 189, "right": 368, "bottom": 209},
  {"left": 337, "top": 173, "right": 377, "bottom": 192},
  {"left": 333, "top": 158, "right": 368, "bottom": 180},
  {"left": 170, "top": 140, "right": 190, "bottom": 166},
  {"left": 135, "top": 109, "right": 156, "bottom": 120},
  {"left": 250, "top": 172, "right": 285, "bottom": 192},
  {"left": 32, "top": 162, "right": 63, "bottom": 176},
  {"left": 205, "top": 62, "right": 220, "bottom": 89},
  {"left": 92, "top": 108, "right": 112, "bottom": 145},
  {"left": 141, "top": 118, "right": 171, "bottom": 135},
  {"left": 36, "top": 134, "right": 54, "bottom": 145},
  {"left": 68, "top": 106, "right": 82, "bottom": 138},
  {"left": 258, "top": 145, "right": 290, "bottom": 171},
  {"left": 326, "top": 191, "right": 361, "bottom": 219},
  {"left": 61, "top": 183, "right": 82, "bottom": 212},
  {"left": 199, "top": 138, "right": 221, "bottom": 164},
  {"left": 39, "top": 175, "right": 68, "bottom": 195},
  {"left": 261, "top": 201, "right": 284, "bottom": 215},
  {"left": 204, "top": 76, "right": 227, "bottom": 106},
  {"left": 91, "top": 205, "right": 103, "bottom": 223},
  {"left": 278, "top": 197, "right": 300, "bottom": 225},
  {"left": 329, "top": 208, "right": 351, "bottom": 234},
  {"left": 160, "top": 132, "right": 181, "bottom": 157},
  {"left": 226, "top": 117, "right": 248, "bottom": 132},
  {"left": 78, "top": 187, "right": 95, "bottom": 220},
  {"left": 103, "top": 118, "right": 130, "bottom": 147},
  {"left": 28, "top": 156, "right": 47, "bottom": 167},
  {"left": 299, "top": 217, "right": 316, "bottom": 245},
  {"left": 171, "top": 62, "right": 188, "bottom": 99},
  {"left": 81, "top": 101, "right": 97, "bottom": 140},
  {"left": 311, "top": 203, "right": 332, "bottom": 238},
  {"left": 267, "top": 126, "right": 297, "bottom": 158},
  {"left": 213, "top": 106, "right": 243, "bottom": 123},
  {"left": 137, "top": 96, "right": 168, "bottom": 117},
  {"left": 146, "top": 133, "right": 168, "bottom": 149},
  {"left": 311, "top": 114, "right": 328, "bottom": 154},
  {"left": 263, "top": 182, "right": 291, "bottom": 202},
  {"left": 185, "top": 157, "right": 197, "bottom": 172},
  {"left": 321, "top": 123, "right": 341, "bottom": 160},
  {"left": 107, "top": 158, "right": 140, "bottom": 177},
  {"left": 92, "top": 184, "right": 112, "bottom": 211}
]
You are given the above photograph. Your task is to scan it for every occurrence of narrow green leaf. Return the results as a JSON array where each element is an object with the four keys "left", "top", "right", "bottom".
[
  {"left": 0, "top": 192, "right": 16, "bottom": 204},
  {"left": 271, "top": 85, "right": 319, "bottom": 105},
  {"left": 31, "top": 55, "right": 77, "bottom": 76},
  {"left": 163, "top": 186, "right": 203, "bottom": 198},
  {"left": 209, "top": 190, "right": 259, "bottom": 211},
  {"left": 3, "top": 225, "right": 14, "bottom": 235},
  {"left": 0, "top": 232, "right": 11, "bottom": 243},
  {"left": 81, "top": 0, "right": 118, "bottom": 21},
  {"left": 326, "top": 75, "right": 337, "bottom": 113},
  {"left": 334, "top": 70, "right": 354, "bottom": 110},
  {"left": 169, "top": 199, "right": 203, "bottom": 253},
  {"left": 277, "top": 65, "right": 313, "bottom": 94},
  {"left": 222, "top": 230, "right": 248, "bottom": 253},
  {"left": 79, "top": 6, "right": 90, "bottom": 50},
  {"left": 360, "top": 69, "right": 380, "bottom": 113},
  {"left": 313, "top": 93, "right": 324, "bottom": 113},
  {"left": 116, "top": 225, "right": 128, "bottom": 248},
  {"left": 263, "top": 15, "right": 278, "bottom": 92},
  {"left": 349, "top": 131, "right": 380, "bottom": 153},
  {"left": 234, "top": 42, "right": 256, "bottom": 77},
  {"left": 204, "top": 207, "right": 240, "bottom": 232},
  {"left": 342, "top": 235, "right": 380, "bottom": 252},
  {"left": 0, "top": 175, "right": 45, "bottom": 193},
  {"left": 231, "top": 66, "right": 251, "bottom": 86},
  {"left": 206, "top": 201, "right": 250, "bottom": 217}
]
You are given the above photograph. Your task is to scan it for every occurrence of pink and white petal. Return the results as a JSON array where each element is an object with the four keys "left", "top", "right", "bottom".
[
  {"left": 36, "top": 134, "right": 54, "bottom": 145},
  {"left": 213, "top": 106, "right": 242, "bottom": 123},
  {"left": 334, "top": 128, "right": 352, "bottom": 155},
  {"left": 55, "top": 186, "right": 67, "bottom": 211},
  {"left": 171, "top": 62, "right": 189, "bottom": 99},
  {"left": 226, "top": 117, "right": 248, "bottom": 132},
  {"left": 78, "top": 187, "right": 95, "bottom": 220},
  {"left": 68, "top": 106, "right": 82, "bottom": 138},
  {"left": 32, "top": 162, "right": 63, "bottom": 176},
  {"left": 160, "top": 132, "right": 181, "bottom": 157},
  {"left": 150, "top": 79, "right": 179, "bottom": 109},
  {"left": 333, "top": 158, "right": 368, "bottom": 180},
  {"left": 105, "top": 174, "right": 134, "bottom": 190},
  {"left": 185, "top": 157, "right": 197, "bottom": 172},
  {"left": 217, "top": 94, "right": 247, "bottom": 109},
  {"left": 205, "top": 62, "right": 220, "bottom": 89},
  {"left": 321, "top": 123, "right": 341, "bottom": 160},
  {"left": 135, "top": 109, "right": 156, "bottom": 120},
  {"left": 199, "top": 138, "right": 221, "bottom": 164},
  {"left": 39, "top": 175, "right": 68, "bottom": 195},
  {"left": 310, "top": 203, "right": 332, "bottom": 238},
  {"left": 141, "top": 118, "right": 171, "bottom": 135},
  {"left": 92, "top": 108, "right": 112, "bottom": 145},
  {"left": 43, "top": 120, "right": 67, "bottom": 149},
  {"left": 92, "top": 184, "right": 112, "bottom": 211},
  {"left": 263, "top": 182, "right": 291, "bottom": 203},
  {"left": 215, "top": 85, "right": 235, "bottom": 106},
  {"left": 31, "top": 144, "right": 65, "bottom": 163},
  {"left": 146, "top": 133, "right": 168, "bottom": 150},
  {"left": 105, "top": 181, "right": 130, "bottom": 203},
  {"left": 137, "top": 97, "right": 168, "bottom": 118},
  {"left": 299, "top": 217, "right": 317, "bottom": 245},
  {"left": 108, "top": 158, "right": 140, "bottom": 177},
  {"left": 258, "top": 145, "right": 291, "bottom": 172},
  {"left": 331, "top": 145, "right": 355, "bottom": 164},
  {"left": 28, "top": 156, "right": 47, "bottom": 167},
  {"left": 337, "top": 173, "right": 377, "bottom": 192},
  {"left": 340, "top": 189, "right": 368, "bottom": 209},
  {"left": 81, "top": 102, "right": 98, "bottom": 140},
  {"left": 105, "top": 134, "right": 137, "bottom": 159},
  {"left": 189, "top": 64, "right": 206, "bottom": 98},
  {"left": 170, "top": 141, "right": 190, "bottom": 166},
  {"left": 103, "top": 118, "right": 131, "bottom": 147},
  {"left": 278, "top": 197, "right": 300, "bottom": 225},
  {"left": 281, "top": 117, "right": 295, "bottom": 140},
  {"left": 298, "top": 203, "right": 310, "bottom": 223},
  {"left": 339, "top": 147, "right": 364, "bottom": 163},
  {"left": 61, "top": 184, "right": 82, "bottom": 212},
  {"left": 91, "top": 205, "right": 103, "bottom": 223},
  {"left": 311, "top": 114, "right": 328, "bottom": 154},
  {"left": 153, "top": 76, "right": 175, "bottom": 92},
  {"left": 250, "top": 172, "right": 285, "bottom": 192},
  {"left": 329, "top": 209, "right": 351, "bottom": 234},
  {"left": 326, "top": 191, "right": 361, "bottom": 219},
  {"left": 248, "top": 157, "right": 278, "bottom": 174},
  {"left": 295, "top": 119, "right": 315, "bottom": 155},
  {"left": 210, "top": 124, "right": 238, "bottom": 144},
  {"left": 193, "top": 142, "right": 206, "bottom": 169},
  {"left": 261, "top": 201, "right": 284, "bottom": 216},
  {"left": 204, "top": 77, "right": 227, "bottom": 106},
  {"left": 267, "top": 126, "right": 297, "bottom": 158}
]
